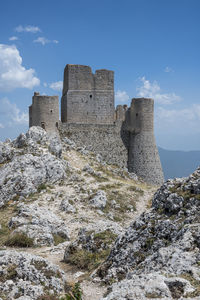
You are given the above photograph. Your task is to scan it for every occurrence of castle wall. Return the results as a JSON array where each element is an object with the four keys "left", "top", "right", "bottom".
[
  {"left": 127, "top": 98, "right": 164, "bottom": 185},
  {"left": 30, "top": 93, "right": 59, "bottom": 132},
  {"left": 29, "top": 105, "right": 32, "bottom": 127},
  {"left": 61, "top": 64, "right": 114, "bottom": 124},
  {"left": 115, "top": 105, "right": 128, "bottom": 121},
  {"left": 59, "top": 97, "right": 164, "bottom": 185},
  {"left": 59, "top": 123, "right": 128, "bottom": 168},
  {"left": 29, "top": 63, "right": 164, "bottom": 186}
]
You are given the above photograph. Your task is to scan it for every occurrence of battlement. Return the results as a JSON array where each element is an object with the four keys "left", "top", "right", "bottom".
[
  {"left": 125, "top": 98, "right": 154, "bottom": 133},
  {"left": 61, "top": 64, "right": 114, "bottom": 124}
]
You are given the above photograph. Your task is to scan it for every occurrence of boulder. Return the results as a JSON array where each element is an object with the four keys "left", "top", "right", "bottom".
[
  {"left": 0, "top": 153, "right": 67, "bottom": 207},
  {"left": 0, "top": 250, "right": 66, "bottom": 300},
  {"left": 9, "top": 203, "right": 69, "bottom": 246},
  {"left": 60, "top": 198, "right": 76, "bottom": 213},
  {"left": 90, "top": 190, "right": 107, "bottom": 209}
]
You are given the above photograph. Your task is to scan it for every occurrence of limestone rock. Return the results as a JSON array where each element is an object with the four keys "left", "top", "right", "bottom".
[
  {"left": 0, "top": 250, "right": 66, "bottom": 300},
  {"left": 64, "top": 227, "right": 117, "bottom": 264},
  {"left": 101, "top": 273, "right": 195, "bottom": 300},
  {"left": 82, "top": 164, "right": 96, "bottom": 175},
  {"left": 60, "top": 198, "right": 76, "bottom": 213},
  {"left": 98, "top": 168, "right": 200, "bottom": 299},
  {"left": 0, "top": 152, "right": 66, "bottom": 207},
  {"left": 0, "top": 141, "right": 14, "bottom": 164},
  {"left": 90, "top": 190, "right": 107, "bottom": 209},
  {"left": 25, "top": 126, "right": 48, "bottom": 144},
  {"left": 9, "top": 203, "right": 69, "bottom": 246},
  {"left": 48, "top": 134, "right": 62, "bottom": 158}
]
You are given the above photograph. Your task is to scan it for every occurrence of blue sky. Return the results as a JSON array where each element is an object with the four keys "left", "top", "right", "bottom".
[{"left": 0, "top": 0, "right": 200, "bottom": 150}]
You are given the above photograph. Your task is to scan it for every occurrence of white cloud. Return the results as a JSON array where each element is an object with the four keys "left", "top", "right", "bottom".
[
  {"left": 49, "top": 81, "right": 63, "bottom": 91},
  {"left": 0, "top": 123, "right": 4, "bottom": 129},
  {"left": 115, "top": 90, "right": 129, "bottom": 103},
  {"left": 15, "top": 25, "right": 41, "bottom": 33},
  {"left": 0, "top": 98, "right": 28, "bottom": 126},
  {"left": 164, "top": 66, "right": 173, "bottom": 73},
  {"left": 0, "top": 44, "right": 40, "bottom": 91},
  {"left": 33, "top": 37, "right": 50, "bottom": 45},
  {"left": 137, "top": 77, "right": 181, "bottom": 105},
  {"left": 155, "top": 104, "right": 200, "bottom": 134},
  {"left": 33, "top": 37, "right": 59, "bottom": 46},
  {"left": 9, "top": 36, "right": 18, "bottom": 41}
]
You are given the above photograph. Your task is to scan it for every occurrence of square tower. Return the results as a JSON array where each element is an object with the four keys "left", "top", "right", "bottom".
[{"left": 61, "top": 64, "right": 115, "bottom": 124}]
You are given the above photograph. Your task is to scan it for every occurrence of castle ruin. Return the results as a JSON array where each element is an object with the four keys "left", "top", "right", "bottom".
[{"left": 29, "top": 64, "right": 164, "bottom": 185}]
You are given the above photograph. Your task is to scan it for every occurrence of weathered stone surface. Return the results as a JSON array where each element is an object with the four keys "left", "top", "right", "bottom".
[
  {"left": 9, "top": 203, "right": 69, "bottom": 246},
  {"left": 48, "top": 134, "right": 62, "bottom": 158},
  {"left": 29, "top": 93, "right": 59, "bottom": 133},
  {"left": 60, "top": 198, "right": 76, "bottom": 213},
  {"left": 0, "top": 141, "right": 14, "bottom": 163},
  {"left": 90, "top": 190, "right": 107, "bottom": 209},
  {"left": 0, "top": 127, "right": 67, "bottom": 207},
  {"left": 101, "top": 273, "right": 195, "bottom": 300},
  {"left": 98, "top": 168, "right": 200, "bottom": 299},
  {"left": 0, "top": 153, "right": 66, "bottom": 206},
  {"left": 64, "top": 227, "right": 117, "bottom": 264},
  {"left": 0, "top": 250, "right": 66, "bottom": 300}
]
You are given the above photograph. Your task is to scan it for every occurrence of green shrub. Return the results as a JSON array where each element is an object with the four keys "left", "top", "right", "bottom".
[
  {"left": 37, "top": 183, "right": 47, "bottom": 193},
  {"left": 64, "top": 282, "right": 82, "bottom": 300},
  {"left": 5, "top": 232, "right": 34, "bottom": 247},
  {"left": 67, "top": 248, "right": 110, "bottom": 271},
  {"left": 53, "top": 234, "right": 66, "bottom": 246},
  {"left": 37, "top": 283, "right": 82, "bottom": 300}
]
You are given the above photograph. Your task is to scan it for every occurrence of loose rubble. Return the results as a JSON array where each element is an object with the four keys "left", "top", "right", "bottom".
[
  {"left": 0, "top": 250, "right": 66, "bottom": 300},
  {"left": 0, "top": 127, "right": 66, "bottom": 207},
  {"left": 99, "top": 168, "right": 200, "bottom": 299},
  {"left": 9, "top": 203, "right": 69, "bottom": 246},
  {"left": 89, "top": 190, "right": 107, "bottom": 209}
]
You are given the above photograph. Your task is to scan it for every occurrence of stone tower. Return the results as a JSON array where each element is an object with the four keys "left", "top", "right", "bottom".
[
  {"left": 126, "top": 98, "right": 164, "bottom": 185},
  {"left": 61, "top": 64, "right": 115, "bottom": 124},
  {"left": 29, "top": 92, "right": 59, "bottom": 132}
]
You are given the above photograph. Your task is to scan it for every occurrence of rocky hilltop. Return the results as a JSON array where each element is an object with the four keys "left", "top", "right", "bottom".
[
  {"left": 0, "top": 126, "right": 199, "bottom": 299},
  {"left": 99, "top": 167, "right": 200, "bottom": 299}
]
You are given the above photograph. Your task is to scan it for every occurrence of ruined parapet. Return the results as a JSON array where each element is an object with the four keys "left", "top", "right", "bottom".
[
  {"left": 127, "top": 98, "right": 164, "bottom": 185},
  {"left": 61, "top": 64, "right": 115, "bottom": 124},
  {"left": 115, "top": 105, "right": 128, "bottom": 121},
  {"left": 29, "top": 92, "right": 59, "bottom": 132}
]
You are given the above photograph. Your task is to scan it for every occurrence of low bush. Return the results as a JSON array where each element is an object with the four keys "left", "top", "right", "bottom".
[{"left": 5, "top": 232, "right": 34, "bottom": 247}]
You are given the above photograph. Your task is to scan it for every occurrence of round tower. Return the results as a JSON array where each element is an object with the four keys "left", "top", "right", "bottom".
[
  {"left": 29, "top": 92, "right": 59, "bottom": 132},
  {"left": 127, "top": 98, "right": 164, "bottom": 185}
]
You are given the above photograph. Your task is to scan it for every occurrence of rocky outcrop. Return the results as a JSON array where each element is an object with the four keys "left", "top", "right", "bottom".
[
  {"left": 99, "top": 168, "right": 200, "bottom": 299},
  {"left": 60, "top": 197, "right": 76, "bottom": 213},
  {"left": 63, "top": 228, "right": 117, "bottom": 272},
  {"left": 89, "top": 190, "right": 107, "bottom": 209},
  {"left": 0, "top": 250, "right": 66, "bottom": 300},
  {"left": 0, "top": 127, "right": 67, "bottom": 207},
  {"left": 9, "top": 203, "right": 69, "bottom": 246}
]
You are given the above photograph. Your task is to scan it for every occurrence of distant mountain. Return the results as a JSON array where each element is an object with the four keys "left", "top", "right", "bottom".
[{"left": 158, "top": 147, "right": 200, "bottom": 180}]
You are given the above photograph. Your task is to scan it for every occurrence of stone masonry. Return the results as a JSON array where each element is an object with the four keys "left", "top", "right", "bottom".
[
  {"left": 29, "top": 92, "right": 59, "bottom": 132},
  {"left": 29, "top": 64, "right": 164, "bottom": 185},
  {"left": 61, "top": 65, "right": 114, "bottom": 124}
]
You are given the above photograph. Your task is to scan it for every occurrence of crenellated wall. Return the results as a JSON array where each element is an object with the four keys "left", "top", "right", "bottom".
[{"left": 61, "top": 64, "right": 114, "bottom": 124}]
